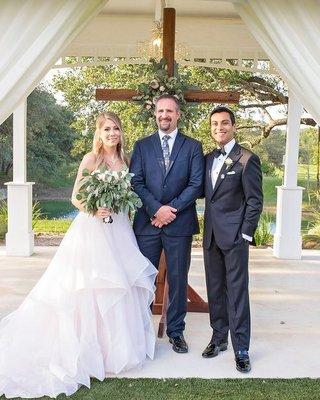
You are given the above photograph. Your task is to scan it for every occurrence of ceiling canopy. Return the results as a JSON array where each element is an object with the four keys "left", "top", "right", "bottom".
[{"left": 60, "top": 0, "right": 273, "bottom": 73}]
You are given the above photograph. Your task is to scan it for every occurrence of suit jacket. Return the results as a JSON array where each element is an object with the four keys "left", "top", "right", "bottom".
[
  {"left": 130, "top": 131, "right": 204, "bottom": 236},
  {"left": 203, "top": 142, "right": 263, "bottom": 250}
]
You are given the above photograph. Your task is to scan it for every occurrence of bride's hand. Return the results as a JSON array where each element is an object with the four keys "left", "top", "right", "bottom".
[{"left": 96, "top": 207, "right": 111, "bottom": 219}]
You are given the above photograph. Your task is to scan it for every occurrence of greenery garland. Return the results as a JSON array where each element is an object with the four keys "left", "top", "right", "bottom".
[{"left": 132, "top": 58, "right": 198, "bottom": 131}]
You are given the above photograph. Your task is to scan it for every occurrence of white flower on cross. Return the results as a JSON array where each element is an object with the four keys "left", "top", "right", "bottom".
[{"left": 149, "top": 79, "right": 159, "bottom": 89}]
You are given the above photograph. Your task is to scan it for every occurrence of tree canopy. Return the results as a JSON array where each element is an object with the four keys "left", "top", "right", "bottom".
[
  {"left": 52, "top": 63, "right": 318, "bottom": 158},
  {"left": 0, "top": 88, "right": 76, "bottom": 184}
]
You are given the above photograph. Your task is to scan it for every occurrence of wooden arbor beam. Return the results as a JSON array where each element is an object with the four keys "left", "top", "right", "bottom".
[
  {"left": 96, "top": 89, "right": 240, "bottom": 103},
  {"left": 184, "top": 90, "right": 240, "bottom": 103}
]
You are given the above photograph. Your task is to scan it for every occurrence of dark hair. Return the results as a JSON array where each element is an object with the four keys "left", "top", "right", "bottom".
[
  {"left": 155, "top": 94, "right": 180, "bottom": 111},
  {"left": 209, "top": 106, "right": 236, "bottom": 125}
]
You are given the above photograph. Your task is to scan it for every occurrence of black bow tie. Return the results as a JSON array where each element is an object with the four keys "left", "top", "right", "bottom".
[{"left": 213, "top": 147, "right": 226, "bottom": 158}]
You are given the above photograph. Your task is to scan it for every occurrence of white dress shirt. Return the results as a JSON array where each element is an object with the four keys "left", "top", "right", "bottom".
[
  {"left": 211, "top": 138, "right": 236, "bottom": 188},
  {"left": 211, "top": 138, "right": 252, "bottom": 242},
  {"left": 158, "top": 128, "right": 178, "bottom": 154}
]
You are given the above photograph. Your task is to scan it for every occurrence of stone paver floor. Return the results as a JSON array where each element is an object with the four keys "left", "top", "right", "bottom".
[{"left": 1, "top": 247, "right": 319, "bottom": 378}]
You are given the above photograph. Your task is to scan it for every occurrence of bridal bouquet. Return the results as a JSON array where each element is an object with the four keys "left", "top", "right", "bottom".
[{"left": 76, "top": 168, "right": 142, "bottom": 223}]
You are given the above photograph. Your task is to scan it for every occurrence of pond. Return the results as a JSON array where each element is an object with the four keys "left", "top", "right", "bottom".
[
  {"left": 39, "top": 200, "right": 78, "bottom": 220},
  {"left": 38, "top": 200, "right": 313, "bottom": 234},
  {"left": 38, "top": 200, "right": 207, "bottom": 220},
  {"left": 39, "top": 200, "right": 207, "bottom": 220}
]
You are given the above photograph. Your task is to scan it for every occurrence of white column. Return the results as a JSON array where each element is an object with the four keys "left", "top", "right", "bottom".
[
  {"left": 5, "top": 101, "right": 34, "bottom": 256},
  {"left": 273, "top": 91, "right": 303, "bottom": 259}
]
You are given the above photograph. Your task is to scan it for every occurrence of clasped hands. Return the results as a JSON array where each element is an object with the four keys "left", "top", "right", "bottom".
[
  {"left": 151, "top": 205, "right": 177, "bottom": 228},
  {"left": 95, "top": 207, "right": 111, "bottom": 219}
]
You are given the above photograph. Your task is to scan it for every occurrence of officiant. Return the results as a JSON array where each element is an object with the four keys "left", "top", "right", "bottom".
[{"left": 130, "top": 94, "right": 204, "bottom": 354}]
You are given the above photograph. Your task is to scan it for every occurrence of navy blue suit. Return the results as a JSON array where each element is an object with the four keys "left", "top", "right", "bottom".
[{"left": 130, "top": 131, "right": 204, "bottom": 337}]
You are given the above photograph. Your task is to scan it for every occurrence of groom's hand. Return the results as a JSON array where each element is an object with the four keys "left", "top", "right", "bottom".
[{"left": 152, "top": 205, "right": 177, "bottom": 227}]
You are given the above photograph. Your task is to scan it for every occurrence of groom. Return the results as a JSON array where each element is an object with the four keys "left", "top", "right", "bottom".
[
  {"left": 202, "top": 106, "right": 263, "bottom": 372},
  {"left": 130, "top": 94, "right": 204, "bottom": 353}
]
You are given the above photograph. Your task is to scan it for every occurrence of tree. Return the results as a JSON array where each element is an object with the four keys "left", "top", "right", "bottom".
[
  {"left": 236, "top": 75, "right": 317, "bottom": 145},
  {"left": 0, "top": 88, "right": 76, "bottom": 184},
  {"left": 0, "top": 116, "right": 13, "bottom": 176},
  {"left": 299, "top": 127, "right": 318, "bottom": 201}
]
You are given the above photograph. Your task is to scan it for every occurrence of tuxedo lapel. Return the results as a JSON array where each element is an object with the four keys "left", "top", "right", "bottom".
[
  {"left": 164, "top": 132, "right": 185, "bottom": 180},
  {"left": 206, "top": 152, "right": 215, "bottom": 198},
  {"left": 211, "top": 142, "right": 242, "bottom": 198},
  {"left": 211, "top": 161, "right": 228, "bottom": 198},
  {"left": 151, "top": 133, "right": 166, "bottom": 176},
  {"left": 228, "top": 142, "right": 243, "bottom": 168}
]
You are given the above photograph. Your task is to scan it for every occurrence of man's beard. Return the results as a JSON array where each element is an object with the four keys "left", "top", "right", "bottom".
[{"left": 159, "top": 119, "right": 171, "bottom": 131}]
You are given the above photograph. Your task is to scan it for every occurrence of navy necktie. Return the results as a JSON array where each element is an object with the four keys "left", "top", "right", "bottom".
[{"left": 162, "top": 135, "right": 171, "bottom": 170}]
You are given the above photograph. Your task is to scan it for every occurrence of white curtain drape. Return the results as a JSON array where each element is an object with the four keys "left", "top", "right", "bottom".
[
  {"left": 0, "top": 0, "right": 107, "bottom": 125},
  {"left": 234, "top": 0, "right": 320, "bottom": 124}
]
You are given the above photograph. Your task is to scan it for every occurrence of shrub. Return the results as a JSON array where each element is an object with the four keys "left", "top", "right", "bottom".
[
  {"left": 194, "top": 212, "right": 273, "bottom": 247},
  {"left": 254, "top": 213, "right": 273, "bottom": 246},
  {"left": 0, "top": 201, "right": 7, "bottom": 239},
  {"left": 303, "top": 205, "right": 320, "bottom": 248},
  {"left": 193, "top": 215, "right": 204, "bottom": 243},
  {"left": 0, "top": 200, "right": 44, "bottom": 239}
]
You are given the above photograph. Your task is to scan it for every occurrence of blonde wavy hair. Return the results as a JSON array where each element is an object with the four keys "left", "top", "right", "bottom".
[{"left": 92, "top": 111, "right": 129, "bottom": 169}]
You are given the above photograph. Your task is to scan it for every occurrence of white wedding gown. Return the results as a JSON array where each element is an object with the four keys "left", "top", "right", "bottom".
[{"left": 0, "top": 212, "right": 157, "bottom": 398}]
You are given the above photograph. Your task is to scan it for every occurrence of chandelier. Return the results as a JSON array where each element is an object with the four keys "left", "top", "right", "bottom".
[{"left": 137, "top": 21, "right": 190, "bottom": 62}]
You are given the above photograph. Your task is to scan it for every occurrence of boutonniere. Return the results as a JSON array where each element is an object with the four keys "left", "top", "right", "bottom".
[{"left": 224, "top": 157, "right": 233, "bottom": 170}]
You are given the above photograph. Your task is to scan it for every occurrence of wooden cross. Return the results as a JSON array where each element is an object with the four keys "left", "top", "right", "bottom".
[
  {"left": 96, "top": 8, "right": 240, "bottom": 337},
  {"left": 96, "top": 8, "right": 240, "bottom": 104}
]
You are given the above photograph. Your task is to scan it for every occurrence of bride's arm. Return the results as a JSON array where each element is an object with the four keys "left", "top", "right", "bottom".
[{"left": 71, "top": 153, "right": 96, "bottom": 211}]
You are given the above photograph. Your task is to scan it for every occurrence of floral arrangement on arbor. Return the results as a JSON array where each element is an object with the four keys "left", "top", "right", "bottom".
[{"left": 132, "top": 58, "right": 198, "bottom": 131}]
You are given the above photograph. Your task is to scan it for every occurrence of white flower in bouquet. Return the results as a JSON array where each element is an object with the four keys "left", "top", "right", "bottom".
[
  {"left": 120, "top": 169, "right": 127, "bottom": 179},
  {"left": 111, "top": 170, "right": 120, "bottom": 181},
  {"left": 97, "top": 172, "right": 105, "bottom": 180}
]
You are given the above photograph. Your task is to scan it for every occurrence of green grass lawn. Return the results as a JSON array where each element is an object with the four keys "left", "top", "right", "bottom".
[
  {"left": 262, "top": 175, "right": 318, "bottom": 206},
  {"left": 33, "top": 219, "right": 72, "bottom": 234},
  {"left": 6, "top": 378, "right": 317, "bottom": 400}
]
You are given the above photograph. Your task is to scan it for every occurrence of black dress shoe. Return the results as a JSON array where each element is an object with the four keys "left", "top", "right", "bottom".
[
  {"left": 169, "top": 335, "right": 188, "bottom": 353},
  {"left": 235, "top": 350, "right": 251, "bottom": 373},
  {"left": 202, "top": 340, "right": 228, "bottom": 358}
]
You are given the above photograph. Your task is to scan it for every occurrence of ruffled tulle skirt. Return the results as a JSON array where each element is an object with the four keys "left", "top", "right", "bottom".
[{"left": 0, "top": 212, "right": 157, "bottom": 398}]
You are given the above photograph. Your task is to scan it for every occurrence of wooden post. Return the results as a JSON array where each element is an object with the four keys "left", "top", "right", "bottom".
[
  {"left": 154, "top": 7, "right": 175, "bottom": 337},
  {"left": 162, "top": 8, "right": 175, "bottom": 77}
]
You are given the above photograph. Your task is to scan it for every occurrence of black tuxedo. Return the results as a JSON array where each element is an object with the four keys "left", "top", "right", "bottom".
[
  {"left": 203, "top": 142, "right": 263, "bottom": 352},
  {"left": 130, "top": 131, "right": 204, "bottom": 338}
]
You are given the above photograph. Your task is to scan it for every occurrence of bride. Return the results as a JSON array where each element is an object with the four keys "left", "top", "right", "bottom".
[{"left": 0, "top": 111, "right": 157, "bottom": 399}]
